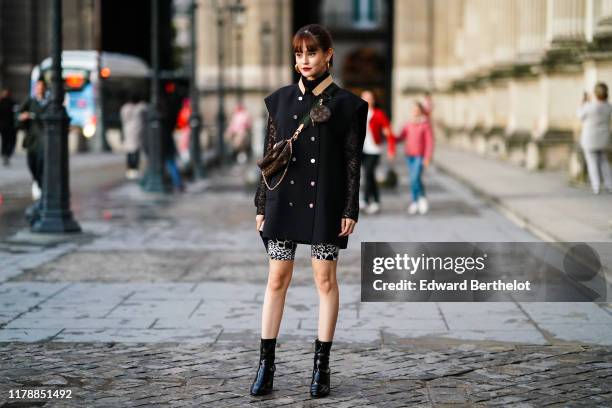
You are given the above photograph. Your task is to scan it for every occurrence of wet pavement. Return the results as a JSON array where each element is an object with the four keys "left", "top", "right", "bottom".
[{"left": 0, "top": 153, "right": 127, "bottom": 239}]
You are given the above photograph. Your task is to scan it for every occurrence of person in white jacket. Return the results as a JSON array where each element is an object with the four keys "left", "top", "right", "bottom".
[
  {"left": 577, "top": 82, "right": 612, "bottom": 194},
  {"left": 120, "top": 94, "right": 147, "bottom": 180}
]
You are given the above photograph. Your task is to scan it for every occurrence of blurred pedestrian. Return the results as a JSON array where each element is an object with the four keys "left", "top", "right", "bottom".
[
  {"left": 17, "top": 79, "right": 48, "bottom": 224},
  {"left": 225, "top": 104, "right": 252, "bottom": 164},
  {"left": 120, "top": 94, "right": 147, "bottom": 180},
  {"left": 160, "top": 97, "right": 185, "bottom": 193},
  {"left": 397, "top": 100, "right": 434, "bottom": 215},
  {"left": 359, "top": 90, "right": 395, "bottom": 215},
  {"left": 175, "top": 97, "right": 192, "bottom": 167},
  {"left": 0, "top": 89, "right": 17, "bottom": 166},
  {"left": 577, "top": 82, "right": 612, "bottom": 194},
  {"left": 18, "top": 79, "right": 48, "bottom": 201}
]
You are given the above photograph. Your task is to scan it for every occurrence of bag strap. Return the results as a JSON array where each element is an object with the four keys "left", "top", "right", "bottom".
[
  {"left": 262, "top": 83, "right": 339, "bottom": 191},
  {"left": 288, "top": 83, "right": 339, "bottom": 143}
]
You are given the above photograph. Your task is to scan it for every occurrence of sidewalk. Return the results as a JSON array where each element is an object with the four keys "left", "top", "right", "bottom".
[
  {"left": 1, "top": 162, "right": 611, "bottom": 346},
  {"left": 435, "top": 145, "right": 612, "bottom": 242},
  {"left": 0, "top": 161, "right": 611, "bottom": 406},
  {"left": 0, "top": 152, "right": 126, "bottom": 190}
]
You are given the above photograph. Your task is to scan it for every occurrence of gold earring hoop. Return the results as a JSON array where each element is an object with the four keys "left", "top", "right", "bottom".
[
  {"left": 294, "top": 64, "right": 300, "bottom": 73},
  {"left": 326, "top": 61, "right": 331, "bottom": 70}
]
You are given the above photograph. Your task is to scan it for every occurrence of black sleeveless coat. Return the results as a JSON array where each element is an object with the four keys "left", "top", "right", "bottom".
[{"left": 254, "top": 74, "right": 368, "bottom": 250}]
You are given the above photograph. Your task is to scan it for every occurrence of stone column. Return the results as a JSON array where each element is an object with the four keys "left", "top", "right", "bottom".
[
  {"left": 475, "top": 0, "right": 494, "bottom": 72},
  {"left": 493, "top": 0, "right": 518, "bottom": 65},
  {"left": 517, "top": 0, "right": 547, "bottom": 62},
  {"left": 594, "top": 0, "right": 612, "bottom": 41},
  {"left": 391, "top": 0, "right": 432, "bottom": 125},
  {"left": 546, "top": 0, "right": 586, "bottom": 44},
  {"left": 462, "top": 0, "right": 480, "bottom": 75},
  {"left": 523, "top": 0, "right": 585, "bottom": 171}
]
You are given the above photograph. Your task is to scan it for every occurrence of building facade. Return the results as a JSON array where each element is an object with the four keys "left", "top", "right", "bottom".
[
  {"left": 198, "top": 0, "right": 612, "bottom": 181},
  {"left": 394, "top": 0, "right": 612, "bottom": 181},
  {"left": 0, "top": 0, "right": 95, "bottom": 101}
]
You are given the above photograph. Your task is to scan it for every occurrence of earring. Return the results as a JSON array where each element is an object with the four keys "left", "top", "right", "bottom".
[
  {"left": 326, "top": 61, "right": 330, "bottom": 70},
  {"left": 295, "top": 64, "right": 300, "bottom": 73}
]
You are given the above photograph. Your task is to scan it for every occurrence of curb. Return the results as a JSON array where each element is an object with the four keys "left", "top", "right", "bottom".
[{"left": 434, "top": 161, "right": 560, "bottom": 242}]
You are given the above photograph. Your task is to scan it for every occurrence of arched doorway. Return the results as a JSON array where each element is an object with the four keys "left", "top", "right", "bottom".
[{"left": 343, "top": 47, "right": 387, "bottom": 112}]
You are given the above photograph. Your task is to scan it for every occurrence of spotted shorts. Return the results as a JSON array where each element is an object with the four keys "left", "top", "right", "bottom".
[{"left": 267, "top": 238, "right": 340, "bottom": 261}]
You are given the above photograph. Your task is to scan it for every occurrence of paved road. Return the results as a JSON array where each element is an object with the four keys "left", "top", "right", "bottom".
[{"left": 1, "top": 161, "right": 611, "bottom": 406}]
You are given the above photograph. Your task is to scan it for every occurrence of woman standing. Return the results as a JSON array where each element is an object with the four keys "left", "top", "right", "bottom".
[
  {"left": 397, "top": 101, "right": 434, "bottom": 215},
  {"left": 251, "top": 24, "right": 368, "bottom": 398},
  {"left": 577, "top": 82, "right": 612, "bottom": 194}
]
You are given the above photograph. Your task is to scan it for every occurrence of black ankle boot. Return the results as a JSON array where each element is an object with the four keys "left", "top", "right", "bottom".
[
  {"left": 310, "top": 338, "right": 332, "bottom": 398},
  {"left": 250, "top": 338, "right": 276, "bottom": 396}
]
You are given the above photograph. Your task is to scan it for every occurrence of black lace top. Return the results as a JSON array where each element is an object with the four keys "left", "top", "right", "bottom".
[
  {"left": 254, "top": 114, "right": 277, "bottom": 215},
  {"left": 255, "top": 98, "right": 364, "bottom": 222}
]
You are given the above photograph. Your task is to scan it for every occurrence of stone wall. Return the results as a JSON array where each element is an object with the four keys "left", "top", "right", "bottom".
[{"left": 393, "top": 0, "right": 612, "bottom": 182}]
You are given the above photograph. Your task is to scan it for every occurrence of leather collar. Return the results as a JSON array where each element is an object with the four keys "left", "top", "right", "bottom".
[{"left": 298, "top": 73, "right": 334, "bottom": 96}]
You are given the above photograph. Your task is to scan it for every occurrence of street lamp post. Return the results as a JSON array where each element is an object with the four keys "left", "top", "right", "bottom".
[
  {"left": 93, "top": 0, "right": 109, "bottom": 153},
  {"left": 32, "top": 0, "right": 81, "bottom": 233},
  {"left": 141, "top": 0, "right": 168, "bottom": 192},
  {"left": 216, "top": 6, "right": 226, "bottom": 166},
  {"left": 189, "top": 0, "right": 205, "bottom": 179},
  {"left": 260, "top": 22, "right": 272, "bottom": 98},
  {"left": 212, "top": 0, "right": 246, "bottom": 166},
  {"left": 230, "top": 0, "right": 246, "bottom": 105}
]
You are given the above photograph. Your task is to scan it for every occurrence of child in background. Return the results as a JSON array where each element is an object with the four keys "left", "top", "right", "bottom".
[{"left": 397, "top": 101, "right": 434, "bottom": 215}]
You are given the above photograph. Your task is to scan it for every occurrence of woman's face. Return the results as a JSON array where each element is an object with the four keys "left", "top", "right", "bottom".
[{"left": 295, "top": 41, "right": 332, "bottom": 80}]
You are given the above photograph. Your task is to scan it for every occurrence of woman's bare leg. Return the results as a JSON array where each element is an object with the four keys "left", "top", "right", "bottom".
[
  {"left": 261, "top": 259, "right": 294, "bottom": 338},
  {"left": 312, "top": 259, "right": 339, "bottom": 341}
]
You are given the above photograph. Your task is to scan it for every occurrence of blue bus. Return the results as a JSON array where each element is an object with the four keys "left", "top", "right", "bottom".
[{"left": 30, "top": 51, "right": 150, "bottom": 143}]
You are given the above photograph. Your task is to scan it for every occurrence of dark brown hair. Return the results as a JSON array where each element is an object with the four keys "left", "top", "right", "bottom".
[
  {"left": 595, "top": 82, "right": 608, "bottom": 101},
  {"left": 292, "top": 24, "right": 334, "bottom": 67}
]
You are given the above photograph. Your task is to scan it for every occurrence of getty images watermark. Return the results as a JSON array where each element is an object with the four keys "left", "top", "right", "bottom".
[{"left": 360, "top": 242, "right": 611, "bottom": 302}]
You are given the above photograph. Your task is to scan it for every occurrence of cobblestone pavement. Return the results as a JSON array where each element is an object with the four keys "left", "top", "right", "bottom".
[
  {"left": 1, "top": 162, "right": 611, "bottom": 406},
  {"left": 1, "top": 341, "right": 610, "bottom": 407}
]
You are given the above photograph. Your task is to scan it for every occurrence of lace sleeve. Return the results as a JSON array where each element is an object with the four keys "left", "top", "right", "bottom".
[
  {"left": 254, "top": 113, "right": 278, "bottom": 215},
  {"left": 342, "top": 102, "right": 368, "bottom": 222}
]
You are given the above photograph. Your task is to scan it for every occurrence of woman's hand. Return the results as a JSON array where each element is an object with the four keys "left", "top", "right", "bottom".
[
  {"left": 338, "top": 217, "right": 357, "bottom": 237},
  {"left": 256, "top": 214, "right": 265, "bottom": 232},
  {"left": 423, "top": 158, "right": 430, "bottom": 168}
]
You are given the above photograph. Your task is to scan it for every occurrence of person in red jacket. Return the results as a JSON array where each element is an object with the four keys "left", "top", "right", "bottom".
[
  {"left": 397, "top": 100, "right": 434, "bottom": 215},
  {"left": 360, "top": 90, "right": 395, "bottom": 214}
]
